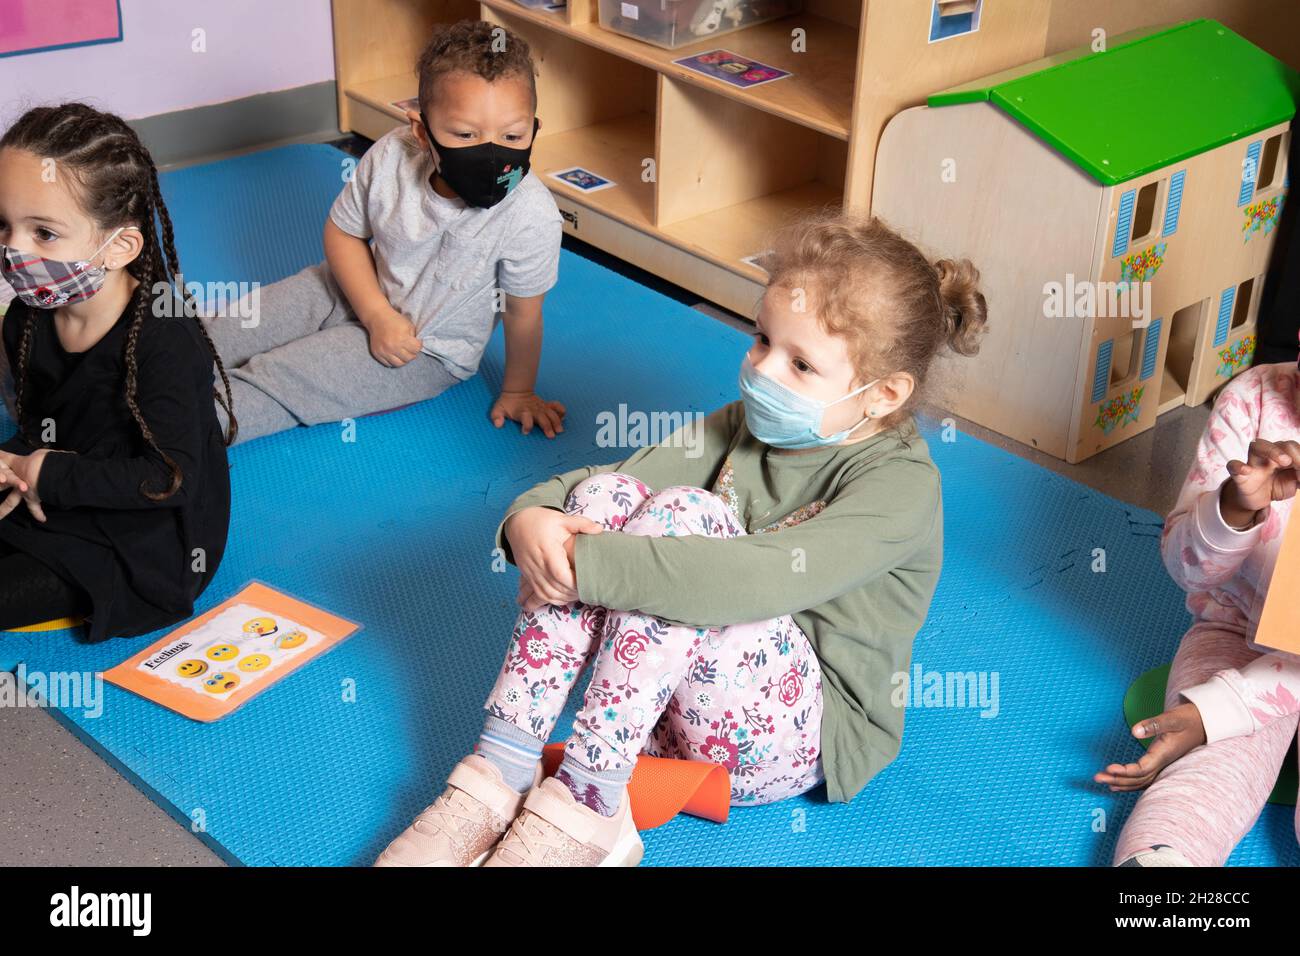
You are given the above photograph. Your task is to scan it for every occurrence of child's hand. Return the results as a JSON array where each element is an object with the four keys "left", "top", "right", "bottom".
[
  {"left": 490, "top": 390, "right": 566, "bottom": 438},
  {"left": 1094, "top": 702, "right": 1206, "bottom": 792},
  {"left": 517, "top": 534, "right": 582, "bottom": 611},
  {"left": 505, "top": 505, "right": 601, "bottom": 608},
  {"left": 1222, "top": 438, "right": 1300, "bottom": 525},
  {"left": 517, "top": 576, "right": 558, "bottom": 613},
  {"left": 0, "top": 449, "right": 49, "bottom": 522},
  {"left": 364, "top": 308, "right": 424, "bottom": 368}
]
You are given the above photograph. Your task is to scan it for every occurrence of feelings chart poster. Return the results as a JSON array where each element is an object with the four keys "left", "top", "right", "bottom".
[
  {"left": 0, "top": 0, "right": 123, "bottom": 58},
  {"left": 104, "top": 582, "right": 361, "bottom": 721}
]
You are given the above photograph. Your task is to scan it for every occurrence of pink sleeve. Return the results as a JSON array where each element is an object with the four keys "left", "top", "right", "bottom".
[
  {"left": 1181, "top": 652, "right": 1300, "bottom": 742},
  {"left": 1160, "top": 372, "right": 1266, "bottom": 593}
]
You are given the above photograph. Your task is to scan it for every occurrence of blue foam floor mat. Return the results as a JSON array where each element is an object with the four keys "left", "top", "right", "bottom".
[{"left": 2, "top": 143, "right": 1296, "bottom": 866}]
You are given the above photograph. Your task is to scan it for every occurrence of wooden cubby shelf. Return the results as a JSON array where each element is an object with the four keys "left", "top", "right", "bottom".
[
  {"left": 535, "top": 111, "right": 657, "bottom": 231},
  {"left": 484, "top": 0, "right": 860, "bottom": 139}
]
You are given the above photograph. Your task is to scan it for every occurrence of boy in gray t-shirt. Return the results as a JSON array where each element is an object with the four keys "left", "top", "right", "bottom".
[{"left": 206, "top": 21, "right": 565, "bottom": 444}]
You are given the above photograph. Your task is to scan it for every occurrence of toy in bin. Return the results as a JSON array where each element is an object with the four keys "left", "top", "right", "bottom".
[{"left": 598, "top": 0, "right": 801, "bottom": 50}]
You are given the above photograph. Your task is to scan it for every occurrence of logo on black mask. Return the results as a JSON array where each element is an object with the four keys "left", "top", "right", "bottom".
[{"left": 421, "top": 113, "right": 539, "bottom": 209}]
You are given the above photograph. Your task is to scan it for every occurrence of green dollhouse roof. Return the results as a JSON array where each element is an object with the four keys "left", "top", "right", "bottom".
[{"left": 928, "top": 19, "right": 1300, "bottom": 185}]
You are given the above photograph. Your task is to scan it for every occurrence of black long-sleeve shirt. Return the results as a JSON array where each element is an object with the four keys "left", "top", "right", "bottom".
[{"left": 0, "top": 290, "right": 231, "bottom": 642}]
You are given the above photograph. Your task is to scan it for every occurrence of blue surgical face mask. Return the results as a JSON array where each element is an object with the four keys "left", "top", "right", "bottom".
[{"left": 739, "top": 354, "right": 878, "bottom": 449}]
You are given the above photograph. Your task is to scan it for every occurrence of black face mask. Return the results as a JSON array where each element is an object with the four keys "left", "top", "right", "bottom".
[{"left": 421, "top": 113, "right": 539, "bottom": 209}]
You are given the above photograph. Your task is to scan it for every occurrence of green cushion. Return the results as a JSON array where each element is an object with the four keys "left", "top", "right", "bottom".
[{"left": 1124, "top": 663, "right": 1297, "bottom": 806}]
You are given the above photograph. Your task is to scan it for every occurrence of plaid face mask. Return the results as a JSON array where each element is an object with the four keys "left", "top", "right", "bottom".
[{"left": 0, "top": 227, "right": 129, "bottom": 309}]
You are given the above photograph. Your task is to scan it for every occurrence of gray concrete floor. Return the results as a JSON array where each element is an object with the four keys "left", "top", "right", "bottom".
[{"left": 0, "top": 290, "right": 1210, "bottom": 868}]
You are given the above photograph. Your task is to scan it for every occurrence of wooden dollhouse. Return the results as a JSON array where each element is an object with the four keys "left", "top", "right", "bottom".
[{"left": 873, "top": 19, "right": 1297, "bottom": 463}]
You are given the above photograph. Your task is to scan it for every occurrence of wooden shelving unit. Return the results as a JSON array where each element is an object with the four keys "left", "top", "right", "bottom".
[{"left": 332, "top": 0, "right": 1300, "bottom": 317}]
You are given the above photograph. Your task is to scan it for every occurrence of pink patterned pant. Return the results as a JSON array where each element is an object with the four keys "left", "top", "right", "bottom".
[
  {"left": 484, "top": 472, "right": 825, "bottom": 806},
  {"left": 1113, "top": 623, "right": 1300, "bottom": 866}
]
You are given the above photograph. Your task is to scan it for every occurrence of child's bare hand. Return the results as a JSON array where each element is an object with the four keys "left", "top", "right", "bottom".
[
  {"left": 1094, "top": 702, "right": 1206, "bottom": 792},
  {"left": 1223, "top": 438, "right": 1300, "bottom": 521},
  {"left": 491, "top": 390, "right": 566, "bottom": 438},
  {"left": 518, "top": 575, "right": 561, "bottom": 613},
  {"left": 365, "top": 309, "right": 423, "bottom": 368},
  {"left": 0, "top": 449, "right": 48, "bottom": 522},
  {"left": 0, "top": 453, "right": 26, "bottom": 520},
  {"left": 505, "top": 506, "right": 600, "bottom": 607}
]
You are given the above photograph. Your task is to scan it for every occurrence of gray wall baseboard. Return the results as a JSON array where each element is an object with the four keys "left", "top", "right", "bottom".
[{"left": 131, "top": 81, "right": 341, "bottom": 169}]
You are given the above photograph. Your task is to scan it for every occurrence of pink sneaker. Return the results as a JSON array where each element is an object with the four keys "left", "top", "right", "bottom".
[
  {"left": 482, "top": 776, "right": 643, "bottom": 867},
  {"left": 373, "top": 753, "right": 543, "bottom": 867}
]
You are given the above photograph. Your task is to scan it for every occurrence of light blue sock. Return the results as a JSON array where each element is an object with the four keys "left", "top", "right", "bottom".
[{"left": 475, "top": 714, "right": 544, "bottom": 793}]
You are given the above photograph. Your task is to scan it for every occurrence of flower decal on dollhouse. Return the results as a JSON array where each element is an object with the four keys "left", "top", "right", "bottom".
[
  {"left": 1119, "top": 243, "right": 1167, "bottom": 284},
  {"left": 1215, "top": 335, "right": 1256, "bottom": 378},
  {"left": 1093, "top": 385, "right": 1144, "bottom": 435},
  {"left": 1242, "top": 196, "right": 1285, "bottom": 241}
]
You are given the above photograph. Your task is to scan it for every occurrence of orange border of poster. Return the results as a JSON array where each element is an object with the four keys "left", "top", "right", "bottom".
[{"left": 103, "top": 581, "right": 361, "bottom": 722}]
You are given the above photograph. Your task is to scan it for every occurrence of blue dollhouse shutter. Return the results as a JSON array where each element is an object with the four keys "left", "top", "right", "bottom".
[
  {"left": 1162, "top": 170, "right": 1186, "bottom": 235},
  {"left": 1092, "top": 340, "right": 1114, "bottom": 402},
  {"left": 1214, "top": 287, "right": 1235, "bottom": 346},
  {"left": 929, "top": 1, "right": 979, "bottom": 41},
  {"left": 1140, "top": 319, "right": 1162, "bottom": 380},
  {"left": 1238, "top": 140, "right": 1262, "bottom": 206},
  {"left": 1112, "top": 189, "right": 1135, "bottom": 257}
]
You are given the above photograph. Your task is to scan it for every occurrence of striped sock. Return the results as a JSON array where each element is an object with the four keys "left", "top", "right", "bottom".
[
  {"left": 554, "top": 753, "right": 634, "bottom": 817},
  {"left": 476, "top": 715, "right": 544, "bottom": 793}
]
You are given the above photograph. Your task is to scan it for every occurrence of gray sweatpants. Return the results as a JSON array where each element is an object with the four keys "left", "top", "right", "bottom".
[{"left": 205, "top": 263, "right": 462, "bottom": 444}]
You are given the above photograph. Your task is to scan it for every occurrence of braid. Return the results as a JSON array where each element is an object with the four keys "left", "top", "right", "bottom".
[
  {"left": 122, "top": 286, "right": 182, "bottom": 500},
  {"left": 13, "top": 314, "right": 35, "bottom": 447}
]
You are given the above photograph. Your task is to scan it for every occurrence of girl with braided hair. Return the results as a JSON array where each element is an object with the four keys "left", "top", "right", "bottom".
[{"left": 0, "top": 103, "right": 235, "bottom": 641}]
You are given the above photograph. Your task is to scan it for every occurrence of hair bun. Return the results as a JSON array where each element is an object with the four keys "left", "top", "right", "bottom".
[{"left": 933, "top": 258, "right": 988, "bottom": 357}]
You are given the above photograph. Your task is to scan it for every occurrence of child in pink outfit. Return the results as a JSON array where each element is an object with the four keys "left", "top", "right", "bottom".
[{"left": 1102, "top": 360, "right": 1300, "bottom": 867}]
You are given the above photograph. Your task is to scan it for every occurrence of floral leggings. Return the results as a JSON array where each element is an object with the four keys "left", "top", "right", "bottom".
[{"left": 484, "top": 472, "right": 825, "bottom": 806}]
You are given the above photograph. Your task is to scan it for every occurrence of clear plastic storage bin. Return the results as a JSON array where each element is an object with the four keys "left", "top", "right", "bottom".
[{"left": 598, "top": 0, "right": 802, "bottom": 50}]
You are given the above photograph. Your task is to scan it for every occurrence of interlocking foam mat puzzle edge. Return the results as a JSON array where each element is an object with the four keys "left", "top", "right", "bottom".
[{"left": 2, "top": 143, "right": 1296, "bottom": 866}]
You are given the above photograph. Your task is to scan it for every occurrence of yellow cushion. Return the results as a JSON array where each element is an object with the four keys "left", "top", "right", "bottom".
[{"left": 4, "top": 617, "right": 82, "bottom": 633}]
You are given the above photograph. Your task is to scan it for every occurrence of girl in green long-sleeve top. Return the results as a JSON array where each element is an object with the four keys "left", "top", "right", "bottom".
[{"left": 376, "top": 212, "right": 988, "bottom": 868}]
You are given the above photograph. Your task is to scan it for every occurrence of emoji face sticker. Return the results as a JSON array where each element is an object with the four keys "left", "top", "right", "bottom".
[
  {"left": 243, "top": 617, "right": 279, "bottom": 637},
  {"left": 177, "top": 659, "right": 209, "bottom": 678},
  {"left": 238, "top": 653, "right": 272, "bottom": 673},
  {"left": 206, "top": 644, "right": 239, "bottom": 661},
  {"left": 203, "top": 671, "right": 240, "bottom": 694},
  {"left": 275, "top": 630, "right": 308, "bottom": 650}
]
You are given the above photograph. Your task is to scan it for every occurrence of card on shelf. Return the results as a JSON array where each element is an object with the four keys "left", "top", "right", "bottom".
[
  {"left": 672, "top": 49, "right": 791, "bottom": 88},
  {"left": 549, "top": 166, "right": 616, "bottom": 192}
]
